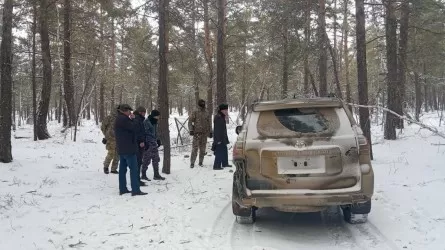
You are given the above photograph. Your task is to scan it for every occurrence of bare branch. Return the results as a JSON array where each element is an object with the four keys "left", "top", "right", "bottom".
[{"left": 347, "top": 103, "right": 445, "bottom": 139}]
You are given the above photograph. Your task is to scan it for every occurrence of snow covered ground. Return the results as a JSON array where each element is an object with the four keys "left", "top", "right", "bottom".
[{"left": 1, "top": 113, "right": 445, "bottom": 250}]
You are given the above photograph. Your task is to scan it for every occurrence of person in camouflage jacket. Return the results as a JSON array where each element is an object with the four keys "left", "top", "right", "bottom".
[
  {"left": 101, "top": 111, "right": 119, "bottom": 174},
  {"left": 188, "top": 99, "right": 212, "bottom": 168},
  {"left": 142, "top": 110, "right": 165, "bottom": 180}
]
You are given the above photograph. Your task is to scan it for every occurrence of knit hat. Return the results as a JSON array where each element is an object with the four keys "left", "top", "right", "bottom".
[
  {"left": 218, "top": 103, "right": 229, "bottom": 111},
  {"left": 151, "top": 110, "right": 161, "bottom": 117}
]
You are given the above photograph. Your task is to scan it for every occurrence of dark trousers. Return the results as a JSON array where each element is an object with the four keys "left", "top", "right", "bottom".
[
  {"left": 142, "top": 141, "right": 161, "bottom": 176},
  {"left": 137, "top": 147, "right": 144, "bottom": 177},
  {"left": 213, "top": 144, "right": 228, "bottom": 168},
  {"left": 119, "top": 154, "right": 140, "bottom": 194}
]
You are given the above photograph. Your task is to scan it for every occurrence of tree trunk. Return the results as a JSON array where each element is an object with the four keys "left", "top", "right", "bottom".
[
  {"left": 204, "top": 0, "right": 214, "bottom": 126},
  {"left": 32, "top": 1, "right": 37, "bottom": 141},
  {"left": 94, "top": 79, "right": 99, "bottom": 125},
  {"left": 318, "top": 0, "right": 327, "bottom": 96},
  {"left": 0, "top": 0, "right": 14, "bottom": 163},
  {"left": 333, "top": 0, "right": 337, "bottom": 56},
  {"left": 414, "top": 71, "right": 422, "bottom": 121},
  {"left": 424, "top": 63, "right": 429, "bottom": 113},
  {"left": 110, "top": 18, "right": 116, "bottom": 111},
  {"left": 192, "top": 0, "right": 200, "bottom": 104},
  {"left": 327, "top": 40, "right": 343, "bottom": 98},
  {"left": 303, "top": 0, "right": 310, "bottom": 95},
  {"left": 241, "top": 34, "right": 247, "bottom": 121},
  {"left": 12, "top": 80, "right": 16, "bottom": 131},
  {"left": 344, "top": 0, "right": 351, "bottom": 108},
  {"left": 282, "top": 16, "right": 289, "bottom": 99},
  {"left": 384, "top": 0, "right": 398, "bottom": 140},
  {"left": 36, "top": 0, "right": 52, "bottom": 140},
  {"left": 158, "top": 0, "right": 171, "bottom": 174},
  {"left": 355, "top": 0, "right": 373, "bottom": 158},
  {"left": 216, "top": 0, "right": 227, "bottom": 105},
  {"left": 64, "top": 0, "right": 75, "bottom": 127},
  {"left": 99, "top": 7, "right": 105, "bottom": 121},
  {"left": 397, "top": 0, "right": 409, "bottom": 129}
]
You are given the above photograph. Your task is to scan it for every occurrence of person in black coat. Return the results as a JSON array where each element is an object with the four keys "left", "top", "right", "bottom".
[
  {"left": 133, "top": 106, "right": 147, "bottom": 186},
  {"left": 114, "top": 104, "right": 147, "bottom": 196},
  {"left": 212, "top": 104, "right": 231, "bottom": 170}
]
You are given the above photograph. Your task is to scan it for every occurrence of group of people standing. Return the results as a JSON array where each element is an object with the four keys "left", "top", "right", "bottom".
[{"left": 101, "top": 99, "right": 231, "bottom": 196}]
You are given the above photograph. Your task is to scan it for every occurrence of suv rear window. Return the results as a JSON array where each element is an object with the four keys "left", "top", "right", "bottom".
[
  {"left": 274, "top": 108, "right": 328, "bottom": 133},
  {"left": 257, "top": 107, "right": 340, "bottom": 138}
]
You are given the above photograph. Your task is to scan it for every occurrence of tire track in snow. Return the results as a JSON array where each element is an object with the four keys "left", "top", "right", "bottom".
[
  {"left": 209, "top": 201, "right": 234, "bottom": 249},
  {"left": 229, "top": 208, "right": 360, "bottom": 250},
  {"left": 320, "top": 207, "right": 361, "bottom": 249},
  {"left": 348, "top": 219, "right": 401, "bottom": 250},
  {"left": 213, "top": 205, "right": 401, "bottom": 250}
]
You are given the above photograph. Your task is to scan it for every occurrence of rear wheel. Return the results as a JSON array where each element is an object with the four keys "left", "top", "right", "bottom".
[
  {"left": 232, "top": 180, "right": 256, "bottom": 224},
  {"left": 235, "top": 207, "right": 256, "bottom": 224},
  {"left": 342, "top": 200, "right": 371, "bottom": 224}
]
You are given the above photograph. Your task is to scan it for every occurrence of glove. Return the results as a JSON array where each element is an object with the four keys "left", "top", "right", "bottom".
[
  {"left": 157, "top": 139, "right": 162, "bottom": 147},
  {"left": 190, "top": 131, "right": 194, "bottom": 136},
  {"left": 102, "top": 138, "right": 107, "bottom": 145},
  {"left": 209, "top": 132, "right": 213, "bottom": 138}
]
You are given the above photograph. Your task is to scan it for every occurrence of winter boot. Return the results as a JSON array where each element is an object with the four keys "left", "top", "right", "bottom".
[
  {"left": 141, "top": 172, "right": 151, "bottom": 181},
  {"left": 132, "top": 191, "right": 148, "bottom": 196},
  {"left": 198, "top": 162, "right": 204, "bottom": 167},
  {"left": 104, "top": 167, "right": 109, "bottom": 174},
  {"left": 153, "top": 166, "right": 166, "bottom": 181},
  {"left": 190, "top": 164, "right": 195, "bottom": 168}
]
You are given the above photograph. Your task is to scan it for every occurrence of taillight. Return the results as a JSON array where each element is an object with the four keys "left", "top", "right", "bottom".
[
  {"left": 233, "top": 141, "right": 244, "bottom": 159},
  {"left": 358, "top": 135, "right": 371, "bottom": 164}
]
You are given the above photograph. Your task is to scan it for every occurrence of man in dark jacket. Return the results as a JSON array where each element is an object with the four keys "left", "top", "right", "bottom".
[
  {"left": 142, "top": 110, "right": 165, "bottom": 180},
  {"left": 133, "top": 106, "right": 147, "bottom": 186},
  {"left": 212, "top": 104, "right": 231, "bottom": 170},
  {"left": 114, "top": 104, "right": 147, "bottom": 196}
]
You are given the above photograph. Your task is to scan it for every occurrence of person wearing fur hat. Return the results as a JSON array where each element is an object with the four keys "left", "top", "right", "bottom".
[
  {"left": 212, "top": 104, "right": 231, "bottom": 170},
  {"left": 141, "top": 110, "right": 166, "bottom": 180}
]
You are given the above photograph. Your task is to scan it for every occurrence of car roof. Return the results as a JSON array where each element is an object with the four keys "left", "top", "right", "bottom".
[{"left": 252, "top": 97, "right": 343, "bottom": 112}]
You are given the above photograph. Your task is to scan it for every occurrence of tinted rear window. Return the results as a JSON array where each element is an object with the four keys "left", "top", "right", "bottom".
[
  {"left": 274, "top": 108, "right": 328, "bottom": 133},
  {"left": 256, "top": 107, "right": 340, "bottom": 138}
]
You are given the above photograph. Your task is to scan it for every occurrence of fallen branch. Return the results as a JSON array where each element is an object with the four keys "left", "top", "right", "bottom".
[
  {"left": 109, "top": 232, "right": 131, "bottom": 236},
  {"left": 347, "top": 103, "right": 445, "bottom": 139},
  {"left": 68, "top": 240, "right": 86, "bottom": 248},
  {"left": 140, "top": 224, "right": 157, "bottom": 230}
]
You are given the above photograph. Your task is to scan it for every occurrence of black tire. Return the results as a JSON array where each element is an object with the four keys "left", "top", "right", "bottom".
[
  {"left": 232, "top": 180, "right": 256, "bottom": 224},
  {"left": 235, "top": 208, "right": 256, "bottom": 224},
  {"left": 342, "top": 200, "right": 371, "bottom": 224}
]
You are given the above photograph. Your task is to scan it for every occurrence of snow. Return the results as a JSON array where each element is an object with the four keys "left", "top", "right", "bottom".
[{"left": 1, "top": 113, "right": 445, "bottom": 249}]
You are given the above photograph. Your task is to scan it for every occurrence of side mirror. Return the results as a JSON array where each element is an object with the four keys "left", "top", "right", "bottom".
[{"left": 235, "top": 125, "right": 242, "bottom": 135}]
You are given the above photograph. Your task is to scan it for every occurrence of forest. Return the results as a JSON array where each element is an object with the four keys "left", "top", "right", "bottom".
[{"left": 0, "top": 0, "right": 445, "bottom": 170}]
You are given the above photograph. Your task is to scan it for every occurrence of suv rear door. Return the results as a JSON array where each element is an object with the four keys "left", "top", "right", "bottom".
[{"left": 244, "top": 103, "right": 361, "bottom": 191}]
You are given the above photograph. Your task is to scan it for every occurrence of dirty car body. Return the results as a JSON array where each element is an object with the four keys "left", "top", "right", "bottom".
[{"left": 232, "top": 98, "right": 374, "bottom": 224}]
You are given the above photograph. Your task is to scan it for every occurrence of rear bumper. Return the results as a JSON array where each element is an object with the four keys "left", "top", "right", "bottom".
[
  {"left": 237, "top": 165, "right": 374, "bottom": 212},
  {"left": 239, "top": 191, "right": 370, "bottom": 212}
]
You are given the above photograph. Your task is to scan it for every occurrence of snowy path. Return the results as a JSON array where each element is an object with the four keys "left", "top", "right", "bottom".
[
  {"left": 1, "top": 115, "right": 445, "bottom": 249},
  {"left": 210, "top": 203, "right": 400, "bottom": 250}
]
